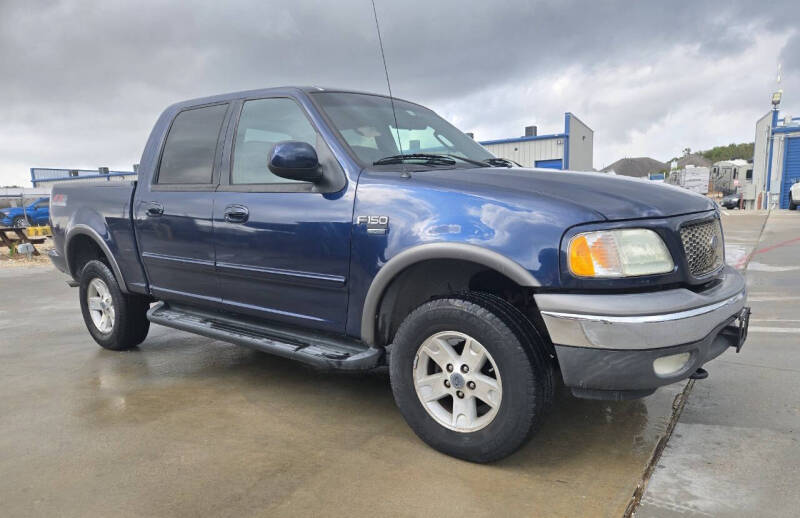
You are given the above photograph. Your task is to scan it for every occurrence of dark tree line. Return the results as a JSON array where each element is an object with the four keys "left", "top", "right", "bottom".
[{"left": 700, "top": 143, "right": 754, "bottom": 162}]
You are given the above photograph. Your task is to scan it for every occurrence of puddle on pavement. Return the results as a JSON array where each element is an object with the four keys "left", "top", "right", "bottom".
[{"left": 725, "top": 244, "right": 748, "bottom": 267}]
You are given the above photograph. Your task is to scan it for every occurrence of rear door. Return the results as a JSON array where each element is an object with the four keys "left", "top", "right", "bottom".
[
  {"left": 134, "top": 102, "right": 230, "bottom": 304},
  {"left": 213, "top": 96, "right": 353, "bottom": 333}
]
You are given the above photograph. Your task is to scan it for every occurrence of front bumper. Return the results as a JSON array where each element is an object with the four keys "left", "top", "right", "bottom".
[{"left": 534, "top": 266, "right": 748, "bottom": 399}]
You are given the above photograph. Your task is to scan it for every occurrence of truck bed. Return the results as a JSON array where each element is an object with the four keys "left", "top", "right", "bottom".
[{"left": 50, "top": 180, "right": 148, "bottom": 293}]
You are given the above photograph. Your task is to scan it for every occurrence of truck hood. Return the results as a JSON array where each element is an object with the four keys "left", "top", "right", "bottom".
[{"left": 418, "top": 167, "right": 715, "bottom": 221}]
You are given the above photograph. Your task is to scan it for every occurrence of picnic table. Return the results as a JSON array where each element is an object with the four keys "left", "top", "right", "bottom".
[{"left": 0, "top": 227, "right": 45, "bottom": 256}]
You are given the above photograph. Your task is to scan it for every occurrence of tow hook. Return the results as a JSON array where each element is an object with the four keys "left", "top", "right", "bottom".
[{"left": 689, "top": 367, "right": 709, "bottom": 380}]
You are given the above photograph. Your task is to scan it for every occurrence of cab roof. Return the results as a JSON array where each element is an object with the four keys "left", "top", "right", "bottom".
[{"left": 170, "top": 86, "right": 416, "bottom": 111}]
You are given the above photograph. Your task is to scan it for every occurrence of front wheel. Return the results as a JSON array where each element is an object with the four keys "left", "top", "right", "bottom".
[
  {"left": 790, "top": 197, "right": 798, "bottom": 210},
  {"left": 389, "top": 294, "right": 553, "bottom": 462},
  {"left": 79, "top": 260, "right": 150, "bottom": 350}
]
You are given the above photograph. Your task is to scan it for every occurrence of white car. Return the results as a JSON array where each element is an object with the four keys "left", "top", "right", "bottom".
[{"left": 791, "top": 179, "right": 800, "bottom": 210}]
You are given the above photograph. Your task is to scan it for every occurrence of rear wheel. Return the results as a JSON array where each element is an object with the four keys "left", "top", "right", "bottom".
[
  {"left": 12, "top": 216, "right": 28, "bottom": 228},
  {"left": 389, "top": 294, "right": 553, "bottom": 462},
  {"left": 790, "top": 196, "right": 797, "bottom": 210},
  {"left": 79, "top": 260, "right": 150, "bottom": 350}
]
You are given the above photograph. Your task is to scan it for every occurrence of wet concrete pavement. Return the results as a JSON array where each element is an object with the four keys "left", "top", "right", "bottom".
[
  {"left": 637, "top": 210, "right": 800, "bottom": 517},
  {"left": 0, "top": 271, "right": 684, "bottom": 517},
  {"left": 1, "top": 211, "right": 788, "bottom": 518}
]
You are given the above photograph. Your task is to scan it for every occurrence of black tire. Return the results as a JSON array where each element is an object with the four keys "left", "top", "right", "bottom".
[
  {"left": 461, "top": 291, "right": 555, "bottom": 411},
  {"left": 790, "top": 198, "right": 797, "bottom": 210},
  {"left": 79, "top": 260, "right": 150, "bottom": 350},
  {"left": 12, "top": 216, "right": 28, "bottom": 228},
  {"left": 390, "top": 295, "right": 553, "bottom": 462}
]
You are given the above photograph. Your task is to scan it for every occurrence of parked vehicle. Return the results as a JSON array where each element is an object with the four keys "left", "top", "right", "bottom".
[
  {"left": 1, "top": 197, "right": 49, "bottom": 228},
  {"left": 720, "top": 193, "right": 741, "bottom": 209},
  {"left": 49, "top": 87, "right": 750, "bottom": 462},
  {"left": 790, "top": 179, "right": 800, "bottom": 210}
]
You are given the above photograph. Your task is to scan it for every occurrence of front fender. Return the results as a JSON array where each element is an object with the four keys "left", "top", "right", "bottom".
[
  {"left": 359, "top": 242, "right": 539, "bottom": 344},
  {"left": 346, "top": 172, "right": 601, "bottom": 342},
  {"left": 3, "top": 209, "right": 22, "bottom": 221}
]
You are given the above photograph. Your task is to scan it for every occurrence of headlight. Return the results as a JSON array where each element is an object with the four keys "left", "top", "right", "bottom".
[{"left": 568, "top": 229, "right": 674, "bottom": 278}]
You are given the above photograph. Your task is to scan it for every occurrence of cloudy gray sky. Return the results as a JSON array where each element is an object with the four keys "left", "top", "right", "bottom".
[{"left": 1, "top": 0, "right": 798, "bottom": 186}]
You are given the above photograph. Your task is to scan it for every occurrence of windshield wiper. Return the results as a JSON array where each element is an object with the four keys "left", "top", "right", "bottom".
[
  {"left": 373, "top": 153, "right": 457, "bottom": 166},
  {"left": 373, "top": 153, "right": 491, "bottom": 168},
  {"left": 484, "top": 158, "right": 520, "bottom": 168},
  {"left": 440, "top": 154, "right": 491, "bottom": 167}
]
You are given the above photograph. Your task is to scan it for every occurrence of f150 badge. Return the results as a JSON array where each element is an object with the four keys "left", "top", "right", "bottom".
[{"left": 357, "top": 215, "right": 389, "bottom": 234}]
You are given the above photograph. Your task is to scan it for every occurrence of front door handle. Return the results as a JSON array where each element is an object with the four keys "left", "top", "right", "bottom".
[
  {"left": 145, "top": 202, "right": 164, "bottom": 217},
  {"left": 223, "top": 204, "right": 249, "bottom": 223}
]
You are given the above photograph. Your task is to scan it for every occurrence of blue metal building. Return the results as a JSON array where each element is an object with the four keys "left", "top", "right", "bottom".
[
  {"left": 754, "top": 107, "right": 800, "bottom": 210},
  {"left": 478, "top": 113, "right": 594, "bottom": 171}
]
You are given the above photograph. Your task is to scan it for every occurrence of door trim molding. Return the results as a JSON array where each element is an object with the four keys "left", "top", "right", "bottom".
[{"left": 216, "top": 261, "right": 346, "bottom": 287}]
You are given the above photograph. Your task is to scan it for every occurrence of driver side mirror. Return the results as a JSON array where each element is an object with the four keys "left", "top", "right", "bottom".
[{"left": 268, "top": 141, "right": 322, "bottom": 182}]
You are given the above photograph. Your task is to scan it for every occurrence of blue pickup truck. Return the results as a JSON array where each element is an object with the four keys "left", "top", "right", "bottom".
[
  {"left": 1, "top": 197, "right": 49, "bottom": 228},
  {"left": 49, "top": 87, "right": 749, "bottom": 462}
]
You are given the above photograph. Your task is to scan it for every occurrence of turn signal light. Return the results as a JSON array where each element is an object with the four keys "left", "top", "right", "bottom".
[{"left": 567, "top": 229, "right": 674, "bottom": 278}]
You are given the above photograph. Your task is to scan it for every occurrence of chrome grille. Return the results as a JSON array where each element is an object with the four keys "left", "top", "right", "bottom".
[{"left": 680, "top": 218, "right": 724, "bottom": 277}]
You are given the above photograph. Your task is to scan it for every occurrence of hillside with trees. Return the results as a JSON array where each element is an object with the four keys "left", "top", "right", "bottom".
[
  {"left": 664, "top": 143, "right": 754, "bottom": 169},
  {"left": 700, "top": 142, "right": 754, "bottom": 162}
]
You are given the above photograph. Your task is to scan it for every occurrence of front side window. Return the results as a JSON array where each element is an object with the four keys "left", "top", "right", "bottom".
[
  {"left": 312, "top": 92, "right": 494, "bottom": 166},
  {"left": 157, "top": 104, "right": 228, "bottom": 184},
  {"left": 232, "top": 98, "right": 317, "bottom": 184}
]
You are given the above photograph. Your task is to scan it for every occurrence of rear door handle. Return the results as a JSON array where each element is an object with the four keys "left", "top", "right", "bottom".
[
  {"left": 145, "top": 202, "right": 164, "bottom": 217},
  {"left": 223, "top": 204, "right": 249, "bottom": 223}
]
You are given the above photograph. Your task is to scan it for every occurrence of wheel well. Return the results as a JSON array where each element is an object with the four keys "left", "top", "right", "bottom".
[
  {"left": 374, "top": 259, "right": 550, "bottom": 348},
  {"left": 67, "top": 234, "right": 108, "bottom": 278}
]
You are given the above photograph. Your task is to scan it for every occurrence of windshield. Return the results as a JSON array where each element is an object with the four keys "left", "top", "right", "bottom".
[{"left": 312, "top": 92, "right": 495, "bottom": 166}]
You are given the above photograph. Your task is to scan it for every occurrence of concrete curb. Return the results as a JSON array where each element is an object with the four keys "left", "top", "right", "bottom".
[{"left": 623, "top": 379, "right": 695, "bottom": 517}]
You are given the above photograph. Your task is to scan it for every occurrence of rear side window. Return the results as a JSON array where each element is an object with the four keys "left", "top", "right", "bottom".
[{"left": 157, "top": 104, "right": 228, "bottom": 184}]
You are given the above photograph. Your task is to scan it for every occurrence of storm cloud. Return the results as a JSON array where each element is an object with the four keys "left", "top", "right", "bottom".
[{"left": 1, "top": 0, "right": 798, "bottom": 185}]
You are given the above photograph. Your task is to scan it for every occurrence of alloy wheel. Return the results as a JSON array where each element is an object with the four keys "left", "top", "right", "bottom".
[{"left": 413, "top": 331, "right": 502, "bottom": 432}]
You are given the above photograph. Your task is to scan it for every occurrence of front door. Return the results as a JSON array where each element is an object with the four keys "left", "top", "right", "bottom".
[
  {"left": 213, "top": 97, "right": 352, "bottom": 333},
  {"left": 134, "top": 102, "right": 230, "bottom": 304},
  {"left": 29, "top": 198, "right": 50, "bottom": 225}
]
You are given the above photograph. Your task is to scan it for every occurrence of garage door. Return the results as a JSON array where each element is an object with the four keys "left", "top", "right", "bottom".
[
  {"left": 780, "top": 137, "right": 800, "bottom": 209},
  {"left": 535, "top": 159, "right": 563, "bottom": 169}
]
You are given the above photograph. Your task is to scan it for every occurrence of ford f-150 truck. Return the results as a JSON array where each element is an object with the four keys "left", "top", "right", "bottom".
[{"left": 49, "top": 87, "right": 750, "bottom": 462}]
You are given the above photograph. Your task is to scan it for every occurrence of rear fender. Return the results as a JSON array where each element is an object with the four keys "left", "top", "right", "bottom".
[{"left": 65, "top": 224, "right": 130, "bottom": 293}]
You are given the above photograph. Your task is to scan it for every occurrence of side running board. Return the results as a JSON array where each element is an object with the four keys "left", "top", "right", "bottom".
[{"left": 147, "top": 302, "right": 383, "bottom": 371}]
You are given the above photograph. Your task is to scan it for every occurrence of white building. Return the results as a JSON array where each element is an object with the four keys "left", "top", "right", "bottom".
[
  {"left": 0, "top": 186, "right": 51, "bottom": 208},
  {"left": 478, "top": 113, "right": 593, "bottom": 171}
]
